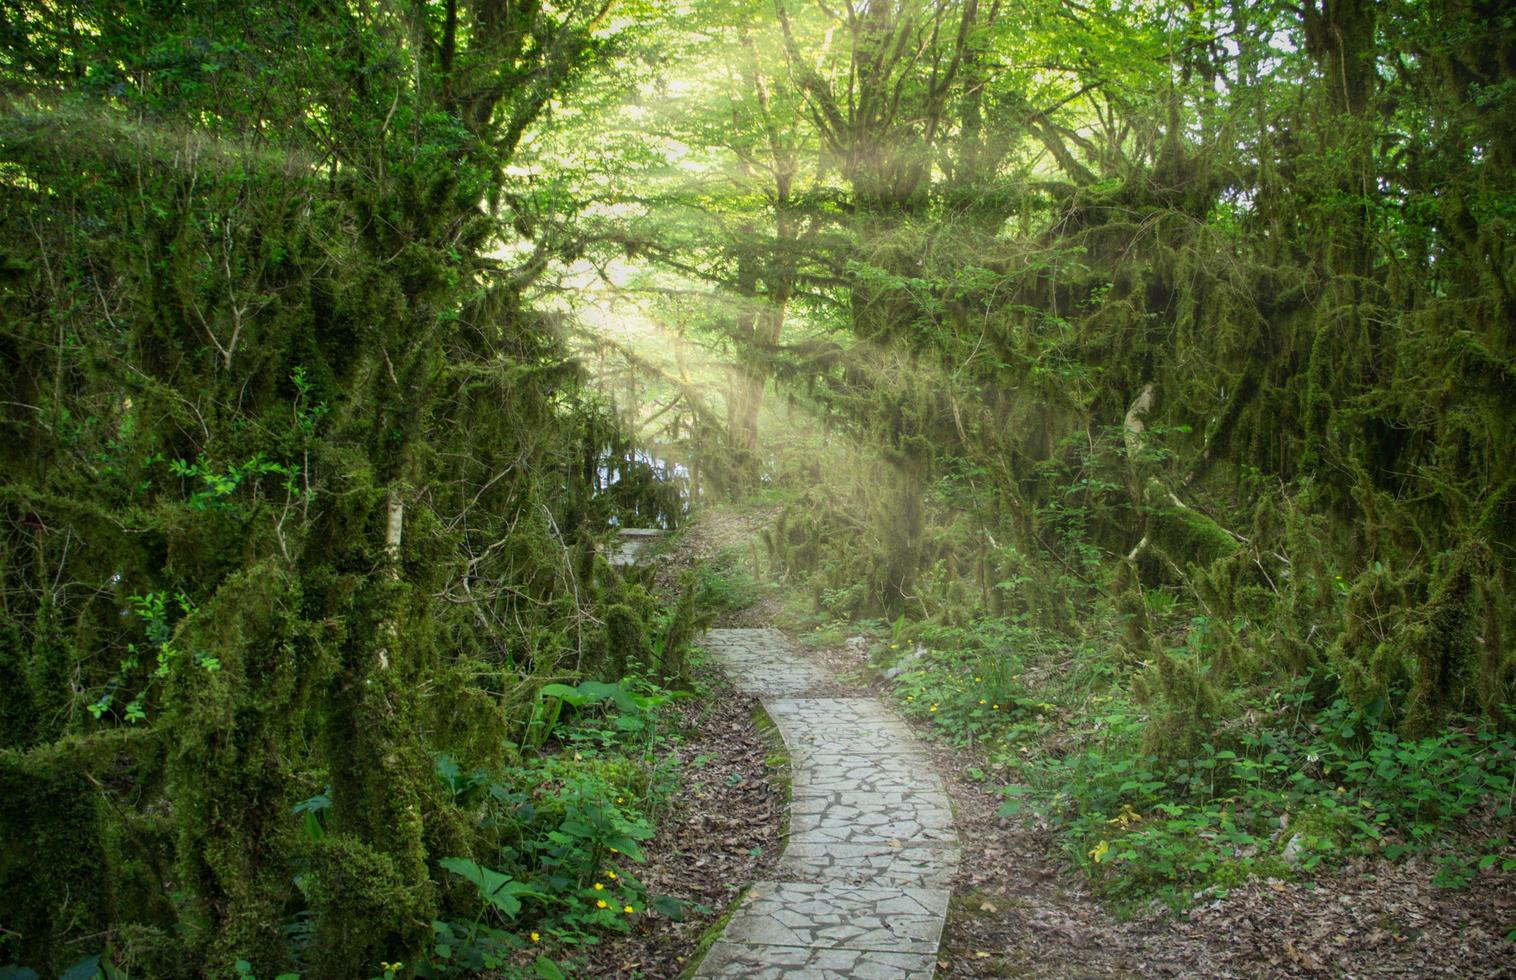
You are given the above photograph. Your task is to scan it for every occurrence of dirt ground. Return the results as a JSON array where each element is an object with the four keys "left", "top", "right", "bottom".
[{"left": 576, "top": 676, "right": 784, "bottom": 979}]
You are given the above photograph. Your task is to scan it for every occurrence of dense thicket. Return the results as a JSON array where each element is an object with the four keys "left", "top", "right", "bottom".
[
  {"left": 0, "top": 2, "right": 682, "bottom": 975},
  {"left": 580, "top": 0, "right": 1514, "bottom": 743}
]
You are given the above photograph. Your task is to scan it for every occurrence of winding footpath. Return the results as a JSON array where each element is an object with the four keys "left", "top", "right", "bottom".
[{"left": 694, "top": 628, "right": 960, "bottom": 979}]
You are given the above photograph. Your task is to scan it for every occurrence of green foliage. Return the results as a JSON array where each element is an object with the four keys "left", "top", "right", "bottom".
[
  {"left": 4, "top": 0, "right": 1516, "bottom": 959},
  {"left": 581, "top": 0, "right": 1516, "bottom": 914},
  {"left": 0, "top": 0, "right": 681, "bottom": 972},
  {"left": 690, "top": 557, "right": 762, "bottom": 614},
  {"left": 863, "top": 559, "right": 1514, "bottom": 912},
  {"left": 438, "top": 858, "right": 542, "bottom": 919},
  {"left": 879, "top": 622, "right": 1050, "bottom": 742},
  {"left": 0, "top": 753, "right": 111, "bottom": 973},
  {"left": 420, "top": 687, "right": 695, "bottom": 976},
  {"left": 304, "top": 834, "right": 431, "bottom": 978},
  {"left": 994, "top": 678, "right": 1516, "bottom": 913}
]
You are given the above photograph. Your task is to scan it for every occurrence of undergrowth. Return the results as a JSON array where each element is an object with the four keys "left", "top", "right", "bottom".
[
  {"left": 414, "top": 675, "right": 701, "bottom": 978},
  {"left": 288, "top": 675, "right": 703, "bottom": 980},
  {"left": 863, "top": 614, "right": 1516, "bottom": 915}
]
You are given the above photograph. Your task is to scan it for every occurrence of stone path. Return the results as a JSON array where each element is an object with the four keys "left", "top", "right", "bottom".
[
  {"left": 694, "top": 628, "right": 959, "bottom": 979},
  {"left": 606, "top": 527, "right": 667, "bottom": 567}
]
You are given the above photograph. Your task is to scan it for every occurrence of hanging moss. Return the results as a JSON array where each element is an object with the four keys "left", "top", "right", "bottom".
[
  {"left": 1111, "top": 560, "right": 1151, "bottom": 662},
  {"left": 1401, "top": 544, "right": 1484, "bottom": 737},
  {"left": 1329, "top": 561, "right": 1421, "bottom": 718},
  {"left": 317, "top": 603, "right": 437, "bottom": 974},
  {"left": 164, "top": 562, "right": 325, "bottom": 973},
  {"left": 304, "top": 833, "right": 433, "bottom": 977},
  {"left": 0, "top": 626, "right": 36, "bottom": 749},
  {"left": 658, "top": 572, "right": 710, "bottom": 683},
  {"left": 0, "top": 750, "right": 112, "bottom": 974},
  {"left": 1143, "top": 480, "right": 1239, "bottom": 569},
  {"left": 1475, "top": 576, "right": 1515, "bottom": 726},
  {"left": 603, "top": 603, "right": 652, "bottom": 679},
  {"left": 1131, "top": 644, "right": 1223, "bottom": 761}
]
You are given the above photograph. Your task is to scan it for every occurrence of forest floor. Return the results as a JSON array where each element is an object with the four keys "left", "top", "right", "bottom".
[
  {"left": 606, "top": 504, "right": 1516, "bottom": 979},
  {"left": 574, "top": 672, "right": 782, "bottom": 979},
  {"left": 571, "top": 507, "right": 793, "bottom": 978}
]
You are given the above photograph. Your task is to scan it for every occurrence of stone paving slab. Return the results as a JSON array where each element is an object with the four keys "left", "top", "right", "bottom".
[
  {"left": 775, "top": 841, "right": 958, "bottom": 889},
  {"left": 721, "top": 881, "right": 949, "bottom": 952},
  {"left": 789, "top": 801, "right": 959, "bottom": 846},
  {"left": 702, "top": 628, "right": 834, "bottom": 696},
  {"left": 789, "top": 790, "right": 956, "bottom": 828},
  {"left": 695, "top": 942, "right": 940, "bottom": 979},
  {"left": 696, "top": 626, "right": 957, "bottom": 979},
  {"left": 790, "top": 788, "right": 956, "bottom": 811},
  {"left": 764, "top": 697, "right": 910, "bottom": 724},
  {"left": 764, "top": 698, "right": 925, "bottom": 753},
  {"left": 605, "top": 527, "right": 667, "bottom": 567},
  {"left": 791, "top": 750, "right": 942, "bottom": 796}
]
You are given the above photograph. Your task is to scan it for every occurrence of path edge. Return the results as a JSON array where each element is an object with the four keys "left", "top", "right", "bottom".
[{"left": 677, "top": 698, "right": 791, "bottom": 979}]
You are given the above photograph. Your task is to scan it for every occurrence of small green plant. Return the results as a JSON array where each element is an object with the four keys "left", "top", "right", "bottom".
[
  {"left": 289, "top": 366, "right": 329, "bottom": 437},
  {"left": 884, "top": 619, "right": 1057, "bottom": 744},
  {"left": 523, "top": 679, "right": 667, "bottom": 750},
  {"left": 420, "top": 677, "right": 697, "bottom": 973},
  {"left": 168, "top": 453, "right": 299, "bottom": 511},
  {"left": 293, "top": 790, "right": 331, "bottom": 843},
  {"left": 439, "top": 858, "right": 543, "bottom": 918},
  {"left": 232, "top": 959, "right": 300, "bottom": 980},
  {"left": 692, "top": 558, "right": 760, "bottom": 613},
  {"left": 88, "top": 591, "right": 213, "bottom": 723}
]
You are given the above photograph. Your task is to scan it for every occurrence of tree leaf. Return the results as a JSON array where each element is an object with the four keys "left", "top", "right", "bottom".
[
  {"left": 534, "top": 956, "right": 566, "bottom": 980},
  {"left": 439, "top": 857, "right": 540, "bottom": 918}
]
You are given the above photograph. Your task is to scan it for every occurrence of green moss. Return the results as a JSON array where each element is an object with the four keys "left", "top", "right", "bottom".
[
  {"left": 305, "top": 834, "right": 433, "bottom": 976},
  {"left": 165, "top": 562, "right": 321, "bottom": 973},
  {"left": 1402, "top": 545, "right": 1482, "bottom": 737},
  {"left": 1143, "top": 480, "right": 1239, "bottom": 568},
  {"left": 752, "top": 702, "right": 791, "bottom": 826},
  {"left": 0, "top": 751, "right": 111, "bottom": 974},
  {"left": 319, "top": 641, "right": 437, "bottom": 973},
  {"left": 604, "top": 603, "right": 651, "bottom": 679},
  {"left": 1111, "top": 559, "right": 1151, "bottom": 662},
  {"left": 112, "top": 924, "right": 187, "bottom": 979},
  {"left": 1135, "top": 645, "right": 1222, "bottom": 761},
  {"left": 0, "top": 626, "right": 36, "bottom": 749},
  {"left": 658, "top": 573, "right": 711, "bottom": 683}
]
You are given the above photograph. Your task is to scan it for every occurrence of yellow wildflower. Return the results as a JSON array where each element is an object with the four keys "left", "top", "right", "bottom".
[
  {"left": 596, "top": 899, "right": 608, "bottom": 909},
  {"left": 530, "top": 932, "right": 541, "bottom": 943},
  {"left": 606, "top": 871, "right": 618, "bottom": 880},
  {"left": 623, "top": 905, "right": 634, "bottom": 914},
  {"left": 594, "top": 882, "right": 604, "bottom": 891}
]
